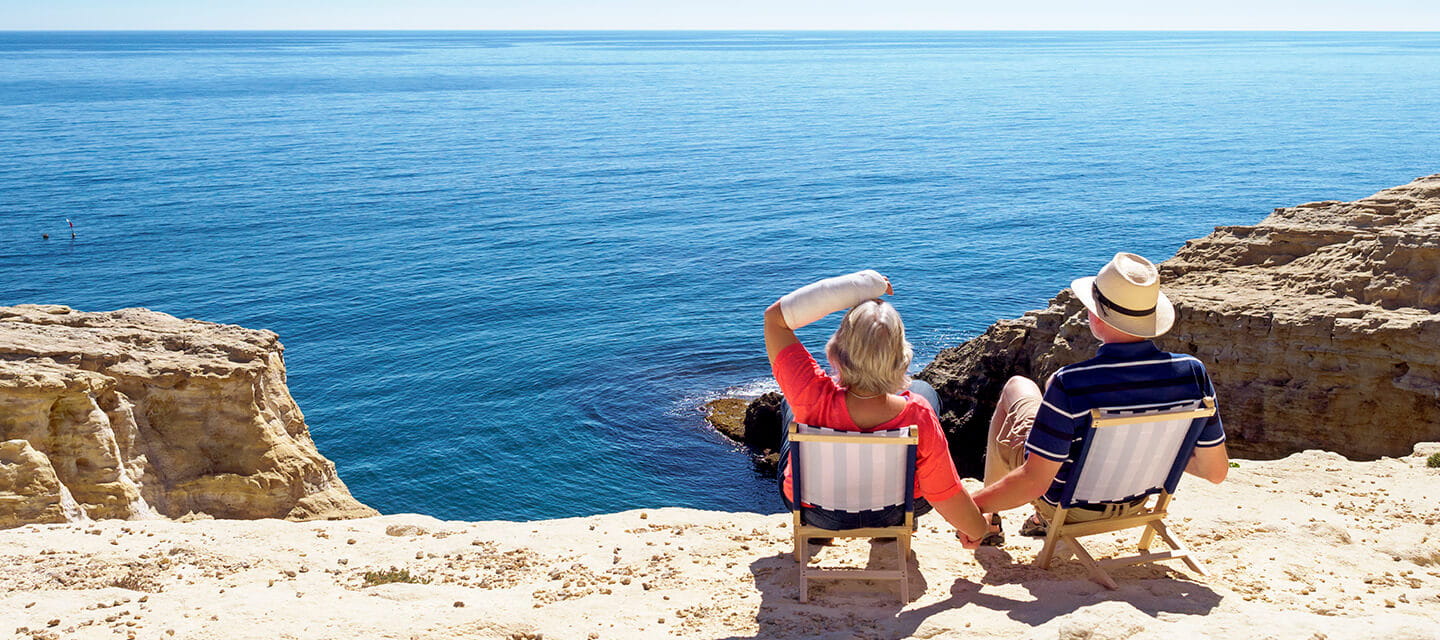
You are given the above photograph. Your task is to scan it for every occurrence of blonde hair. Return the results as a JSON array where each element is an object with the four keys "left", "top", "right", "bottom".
[{"left": 825, "top": 299, "right": 912, "bottom": 396}]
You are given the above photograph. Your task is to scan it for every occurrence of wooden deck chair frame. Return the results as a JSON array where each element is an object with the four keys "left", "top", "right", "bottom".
[
  {"left": 1036, "top": 397, "right": 1217, "bottom": 590},
  {"left": 788, "top": 423, "right": 919, "bottom": 603}
]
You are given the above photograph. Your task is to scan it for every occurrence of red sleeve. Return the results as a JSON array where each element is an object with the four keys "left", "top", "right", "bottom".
[
  {"left": 909, "top": 397, "right": 964, "bottom": 502},
  {"left": 770, "top": 343, "right": 840, "bottom": 426}
]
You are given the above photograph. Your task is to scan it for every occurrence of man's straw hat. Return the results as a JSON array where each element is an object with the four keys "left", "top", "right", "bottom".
[{"left": 1071, "top": 253, "right": 1175, "bottom": 338}]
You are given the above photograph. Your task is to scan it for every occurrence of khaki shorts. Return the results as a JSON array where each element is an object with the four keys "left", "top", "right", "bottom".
[{"left": 989, "top": 394, "right": 1147, "bottom": 525}]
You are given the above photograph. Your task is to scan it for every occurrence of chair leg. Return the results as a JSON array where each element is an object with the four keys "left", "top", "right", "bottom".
[
  {"left": 1152, "top": 521, "right": 1208, "bottom": 576},
  {"left": 1037, "top": 508, "right": 1067, "bottom": 569},
  {"left": 898, "top": 535, "right": 910, "bottom": 603},
  {"left": 792, "top": 512, "right": 803, "bottom": 562},
  {"left": 798, "top": 536, "right": 811, "bottom": 603},
  {"left": 1137, "top": 522, "right": 1158, "bottom": 551},
  {"left": 1066, "top": 536, "right": 1119, "bottom": 590}
]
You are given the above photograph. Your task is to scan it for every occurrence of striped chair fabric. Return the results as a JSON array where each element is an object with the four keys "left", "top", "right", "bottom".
[
  {"left": 1067, "top": 398, "right": 1209, "bottom": 507},
  {"left": 794, "top": 423, "right": 911, "bottom": 513}
]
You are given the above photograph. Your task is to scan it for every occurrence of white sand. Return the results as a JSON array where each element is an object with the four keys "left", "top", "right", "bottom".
[{"left": 3, "top": 445, "right": 1438, "bottom": 640}]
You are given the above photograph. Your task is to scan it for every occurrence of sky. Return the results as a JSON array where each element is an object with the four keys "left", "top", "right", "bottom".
[{"left": 2, "top": 0, "right": 1439, "bottom": 31}]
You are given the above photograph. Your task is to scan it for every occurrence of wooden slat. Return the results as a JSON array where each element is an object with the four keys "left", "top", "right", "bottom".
[
  {"left": 1055, "top": 512, "right": 1166, "bottom": 537},
  {"left": 803, "top": 569, "right": 906, "bottom": 581},
  {"left": 790, "top": 433, "right": 918, "bottom": 445},
  {"left": 797, "top": 526, "right": 911, "bottom": 538},
  {"left": 1091, "top": 407, "right": 1215, "bottom": 427},
  {"left": 1096, "top": 549, "right": 1192, "bottom": 569},
  {"left": 1089, "top": 397, "right": 1216, "bottom": 427}
]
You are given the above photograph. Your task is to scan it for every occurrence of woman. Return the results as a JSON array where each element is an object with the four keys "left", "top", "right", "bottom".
[{"left": 764, "top": 269, "right": 989, "bottom": 540}]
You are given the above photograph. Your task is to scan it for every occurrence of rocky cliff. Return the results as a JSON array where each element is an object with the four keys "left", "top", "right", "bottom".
[
  {"left": 0, "top": 305, "right": 376, "bottom": 528},
  {"left": 918, "top": 174, "right": 1440, "bottom": 475}
]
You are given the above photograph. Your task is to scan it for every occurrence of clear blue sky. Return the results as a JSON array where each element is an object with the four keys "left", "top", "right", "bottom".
[{"left": 3, "top": 0, "right": 1438, "bottom": 31}]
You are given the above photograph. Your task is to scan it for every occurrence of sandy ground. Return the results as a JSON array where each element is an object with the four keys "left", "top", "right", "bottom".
[{"left": 3, "top": 445, "right": 1438, "bottom": 640}]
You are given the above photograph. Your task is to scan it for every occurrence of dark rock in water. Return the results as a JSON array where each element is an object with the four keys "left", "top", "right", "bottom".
[
  {"left": 703, "top": 392, "right": 784, "bottom": 474},
  {"left": 743, "top": 392, "right": 784, "bottom": 452},
  {"left": 703, "top": 398, "right": 748, "bottom": 443}
]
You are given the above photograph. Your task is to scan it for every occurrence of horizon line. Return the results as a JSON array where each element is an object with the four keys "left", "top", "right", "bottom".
[{"left": 3, "top": 28, "right": 1440, "bottom": 33}]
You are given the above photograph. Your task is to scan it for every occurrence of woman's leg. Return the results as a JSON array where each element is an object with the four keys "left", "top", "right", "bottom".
[{"left": 907, "top": 379, "right": 942, "bottom": 414}]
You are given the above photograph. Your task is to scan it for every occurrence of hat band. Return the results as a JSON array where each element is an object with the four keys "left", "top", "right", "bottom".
[{"left": 1092, "top": 283, "right": 1155, "bottom": 318}]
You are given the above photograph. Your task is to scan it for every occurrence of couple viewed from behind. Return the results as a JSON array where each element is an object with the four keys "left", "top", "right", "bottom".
[{"left": 762, "top": 252, "right": 1231, "bottom": 556}]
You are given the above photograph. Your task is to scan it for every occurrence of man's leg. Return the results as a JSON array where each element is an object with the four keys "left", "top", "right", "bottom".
[
  {"left": 981, "top": 376, "right": 1043, "bottom": 541},
  {"left": 985, "top": 376, "right": 1042, "bottom": 486}
]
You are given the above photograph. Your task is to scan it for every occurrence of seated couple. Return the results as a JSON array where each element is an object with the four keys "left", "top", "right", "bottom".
[{"left": 762, "top": 253, "right": 1231, "bottom": 548}]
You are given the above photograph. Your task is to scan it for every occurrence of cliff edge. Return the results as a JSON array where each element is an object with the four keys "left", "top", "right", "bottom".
[
  {"left": 0, "top": 305, "right": 376, "bottom": 527},
  {"left": 916, "top": 174, "right": 1440, "bottom": 475},
  {"left": 3, "top": 446, "right": 1437, "bottom": 639}
]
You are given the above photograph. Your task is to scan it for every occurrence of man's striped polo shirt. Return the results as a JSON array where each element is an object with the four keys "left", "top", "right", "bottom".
[{"left": 1026, "top": 340, "right": 1226, "bottom": 506}]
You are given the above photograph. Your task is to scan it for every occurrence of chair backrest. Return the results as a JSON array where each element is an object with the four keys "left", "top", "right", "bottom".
[
  {"left": 1059, "top": 397, "right": 1216, "bottom": 508},
  {"left": 790, "top": 423, "right": 917, "bottom": 513}
]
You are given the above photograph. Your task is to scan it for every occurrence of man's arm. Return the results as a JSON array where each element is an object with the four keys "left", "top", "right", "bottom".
[
  {"left": 1185, "top": 442, "right": 1229, "bottom": 483},
  {"left": 971, "top": 455, "right": 1062, "bottom": 514}
]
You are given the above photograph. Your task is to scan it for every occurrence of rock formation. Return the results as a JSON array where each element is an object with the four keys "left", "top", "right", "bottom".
[
  {"left": 703, "top": 394, "right": 783, "bottom": 472},
  {"left": 0, "top": 305, "right": 376, "bottom": 527},
  {"left": 919, "top": 173, "right": 1440, "bottom": 475}
]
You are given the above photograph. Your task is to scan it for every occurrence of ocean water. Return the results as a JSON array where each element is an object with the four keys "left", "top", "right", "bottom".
[{"left": 2, "top": 31, "right": 1438, "bottom": 521}]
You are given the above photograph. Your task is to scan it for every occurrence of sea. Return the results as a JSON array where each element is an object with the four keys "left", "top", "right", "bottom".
[{"left": 2, "top": 31, "right": 1438, "bottom": 521}]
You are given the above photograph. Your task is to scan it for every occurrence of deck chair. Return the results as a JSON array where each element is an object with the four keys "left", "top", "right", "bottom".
[
  {"left": 1036, "top": 397, "right": 1217, "bottom": 589},
  {"left": 788, "top": 422, "right": 918, "bottom": 603}
]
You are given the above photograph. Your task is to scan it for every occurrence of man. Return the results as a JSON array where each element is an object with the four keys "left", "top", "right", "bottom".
[{"left": 965, "top": 252, "right": 1230, "bottom": 547}]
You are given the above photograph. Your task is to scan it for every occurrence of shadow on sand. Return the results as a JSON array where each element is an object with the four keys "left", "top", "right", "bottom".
[{"left": 711, "top": 539, "right": 1223, "bottom": 639}]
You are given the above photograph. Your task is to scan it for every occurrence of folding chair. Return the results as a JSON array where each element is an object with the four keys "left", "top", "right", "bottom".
[
  {"left": 788, "top": 422, "right": 918, "bottom": 603},
  {"left": 1036, "top": 397, "right": 1217, "bottom": 589}
]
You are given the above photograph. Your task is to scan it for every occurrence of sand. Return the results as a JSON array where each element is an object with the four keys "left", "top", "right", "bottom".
[{"left": 3, "top": 444, "right": 1438, "bottom": 640}]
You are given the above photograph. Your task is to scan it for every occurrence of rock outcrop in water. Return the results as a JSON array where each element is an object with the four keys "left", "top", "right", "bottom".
[
  {"left": 0, "top": 305, "right": 376, "bottom": 527},
  {"left": 918, "top": 174, "right": 1440, "bottom": 472}
]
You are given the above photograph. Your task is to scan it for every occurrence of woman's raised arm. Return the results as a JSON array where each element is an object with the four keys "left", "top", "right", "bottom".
[{"left": 763, "top": 270, "right": 893, "bottom": 365}]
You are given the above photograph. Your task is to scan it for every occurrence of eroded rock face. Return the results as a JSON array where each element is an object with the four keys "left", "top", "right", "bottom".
[
  {"left": 920, "top": 174, "right": 1440, "bottom": 471},
  {"left": 0, "top": 305, "right": 377, "bottom": 527},
  {"left": 0, "top": 439, "right": 88, "bottom": 528}
]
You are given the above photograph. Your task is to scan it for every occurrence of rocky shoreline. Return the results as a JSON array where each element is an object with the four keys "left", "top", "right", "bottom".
[{"left": 707, "top": 174, "right": 1440, "bottom": 479}]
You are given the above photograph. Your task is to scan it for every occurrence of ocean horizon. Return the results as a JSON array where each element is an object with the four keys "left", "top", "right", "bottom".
[{"left": 3, "top": 30, "right": 1438, "bottom": 521}]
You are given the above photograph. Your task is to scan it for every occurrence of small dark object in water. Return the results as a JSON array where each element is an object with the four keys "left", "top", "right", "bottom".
[{"left": 42, "top": 234, "right": 49, "bottom": 239}]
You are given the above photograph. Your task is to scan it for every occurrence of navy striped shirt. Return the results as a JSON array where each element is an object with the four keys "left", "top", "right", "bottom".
[{"left": 1026, "top": 340, "right": 1225, "bottom": 505}]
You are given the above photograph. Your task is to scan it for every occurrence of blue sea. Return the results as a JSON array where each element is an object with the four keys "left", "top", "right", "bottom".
[{"left": 2, "top": 31, "right": 1438, "bottom": 521}]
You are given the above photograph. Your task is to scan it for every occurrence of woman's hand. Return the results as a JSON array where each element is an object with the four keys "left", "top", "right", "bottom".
[
  {"left": 957, "top": 529, "right": 983, "bottom": 550},
  {"left": 778, "top": 270, "right": 892, "bottom": 330}
]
